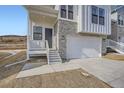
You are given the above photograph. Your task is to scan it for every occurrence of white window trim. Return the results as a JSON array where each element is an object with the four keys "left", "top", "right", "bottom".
[
  {"left": 32, "top": 24, "right": 43, "bottom": 40},
  {"left": 59, "top": 17, "right": 77, "bottom": 23},
  {"left": 59, "top": 5, "right": 76, "bottom": 21},
  {"left": 91, "top": 6, "right": 105, "bottom": 26}
]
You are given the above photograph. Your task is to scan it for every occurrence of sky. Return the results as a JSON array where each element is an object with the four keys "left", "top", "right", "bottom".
[{"left": 0, "top": 5, "right": 27, "bottom": 36}]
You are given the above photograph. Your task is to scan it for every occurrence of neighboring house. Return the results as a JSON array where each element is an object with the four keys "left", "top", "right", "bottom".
[
  {"left": 25, "top": 5, "right": 111, "bottom": 64},
  {"left": 111, "top": 6, "right": 124, "bottom": 43}
]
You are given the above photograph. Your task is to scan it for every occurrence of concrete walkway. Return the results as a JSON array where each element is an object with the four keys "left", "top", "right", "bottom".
[{"left": 16, "top": 58, "right": 124, "bottom": 88}]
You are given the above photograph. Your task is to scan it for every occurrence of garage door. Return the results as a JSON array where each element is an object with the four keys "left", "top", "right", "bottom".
[{"left": 66, "top": 35, "right": 102, "bottom": 59}]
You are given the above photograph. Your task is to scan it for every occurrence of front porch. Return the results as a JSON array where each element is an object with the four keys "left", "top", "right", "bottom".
[{"left": 26, "top": 6, "right": 62, "bottom": 64}]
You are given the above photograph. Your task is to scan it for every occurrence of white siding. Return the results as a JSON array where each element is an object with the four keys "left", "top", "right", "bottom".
[{"left": 78, "top": 5, "right": 111, "bottom": 35}]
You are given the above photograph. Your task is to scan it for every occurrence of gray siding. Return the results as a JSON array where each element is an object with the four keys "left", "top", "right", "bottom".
[{"left": 109, "top": 21, "right": 124, "bottom": 42}]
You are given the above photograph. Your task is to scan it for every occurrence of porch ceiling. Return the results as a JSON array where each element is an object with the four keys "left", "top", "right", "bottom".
[
  {"left": 25, "top": 5, "right": 58, "bottom": 18},
  {"left": 30, "top": 12, "right": 57, "bottom": 26}
]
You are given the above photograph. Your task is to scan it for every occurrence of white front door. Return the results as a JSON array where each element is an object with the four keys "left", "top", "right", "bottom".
[{"left": 66, "top": 35, "right": 102, "bottom": 59}]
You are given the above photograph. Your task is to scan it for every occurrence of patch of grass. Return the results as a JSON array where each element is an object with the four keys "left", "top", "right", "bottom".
[
  {"left": 0, "top": 52, "right": 11, "bottom": 59},
  {"left": 0, "top": 51, "right": 26, "bottom": 66}
]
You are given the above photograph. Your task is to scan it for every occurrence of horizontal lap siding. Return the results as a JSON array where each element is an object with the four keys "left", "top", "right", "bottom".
[{"left": 79, "top": 5, "right": 111, "bottom": 35}]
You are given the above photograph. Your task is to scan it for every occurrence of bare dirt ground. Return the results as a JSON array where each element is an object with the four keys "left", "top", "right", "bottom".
[
  {"left": 0, "top": 35, "right": 26, "bottom": 50},
  {"left": 0, "top": 67, "right": 111, "bottom": 88},
  {"left": 103, "top": 53, "right": 124, "bottom": 61},
  {"left": 0, "top": 44, "right": 26, "bottom": 50},
  {"left": 0, "top": 51, "right": 111, "bottom": 88}
]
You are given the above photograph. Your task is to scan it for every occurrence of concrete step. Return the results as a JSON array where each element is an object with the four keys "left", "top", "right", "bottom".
[
  {"left": 48, "top": 50, "right": 62, "bottom": 64},
  {"left": 49, "top": 60, "right": 62, "bottom": 63},
  {"left": 49, "top": 58, "right": 61, "bottom": 61},
  {"left": 49, "top": 56, "right": 60, "bottom": 59},
  {"left": 49, "top": 54, "right": 59, "bottom": 57},
  {"left": 49, "top": 55, "right": 59, "bottom": 57},
  {"left": 49, "top": 52, "right": 57, "bottom": 54}
]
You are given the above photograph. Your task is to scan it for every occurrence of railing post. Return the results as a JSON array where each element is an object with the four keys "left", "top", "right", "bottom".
[{"left": 46, "top": 40, "right": 50, "bottom": 65}]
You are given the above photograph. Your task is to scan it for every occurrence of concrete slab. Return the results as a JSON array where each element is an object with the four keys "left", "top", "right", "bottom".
[
  {"left": 21, "top": 62, "right": 44, "bottom": 71},
  {"left": 74, "top": 58, "right": 124, "bottom": 87},
  {"left": 51, "top": 62, "right": 81, "bottom": 72},
  {"left": 16, "top": 64, "right": 54, "bottom": 78},
  {"left": 108, "top": 75, "right": 124, "bottom": 88}
]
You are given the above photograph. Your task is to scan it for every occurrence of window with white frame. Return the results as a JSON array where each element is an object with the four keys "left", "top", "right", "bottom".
[
  {"left": 92, "top": 6, "right": 105, "bottom": 25},
  {"left": 68, "top": 5, "right": 73, "bottom": 19},
  {"left": 118, "top": 15, "right": 124, "bottom": 25},
  {"left": 60, "top": 5, "right": 74, "bottom": 20},
  {"left": 33, "top": 26, "right": 42, "bottom": 40},
  {"left": 99, "top": 8, "right": 105, "bottom": 25},
  {"left": 92, "top": 6, "right": 98, "bottom": 24},
  {"left": 61, "top": 5, "right": 66, "bottom": 18}
]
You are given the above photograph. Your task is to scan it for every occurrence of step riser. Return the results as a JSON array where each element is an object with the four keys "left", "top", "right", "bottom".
[
  {"left": 49, "top": 57, "right": 61, "bottom": 59},
  {"left": 49, "top": 61, "right": 62, "bottom": 62},
  {"left": 48, "top": 50, "right": 62, "bottom": 64},
  {"left": 50, "top": 60, "right": 61, "bottom": 62}
]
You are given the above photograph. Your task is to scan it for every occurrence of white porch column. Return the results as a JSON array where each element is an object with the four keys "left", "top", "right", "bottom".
[{"left": 27, "top": 12, "right": 30, "bottom": 60}]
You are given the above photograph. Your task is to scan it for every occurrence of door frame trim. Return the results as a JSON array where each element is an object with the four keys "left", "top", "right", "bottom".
[{"left": 45, "top": 27, "right": 54, "bottom": 49}]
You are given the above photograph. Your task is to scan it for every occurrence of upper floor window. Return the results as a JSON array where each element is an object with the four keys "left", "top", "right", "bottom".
[
  {"left": 92, "top": 6, "right": 98, "bottom": 24},
  {"left": 60, "top": 5, "right": 74, "bottom": 20},
  {"left": 61, "top": 5, "right": 66, "bottom": 18},
  {"left": 33, "top": 26, "right": 42, "bottom": 40},
  {"left": 99, "top": 8, "right": 105, "bottom": 25},
  {"left": 121, "top": 20, "right": 123, "bottom": 25},
  {"left": 118, "top": 15, "right": 124, "bottom": 25},
  {"left": 91, "top": 6, "right": 105, "bottom": 25},
  {"left": 68, "top": 5, "right": 73, "bottom": 19}
]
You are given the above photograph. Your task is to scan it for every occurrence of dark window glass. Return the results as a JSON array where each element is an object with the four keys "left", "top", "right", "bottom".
[
  {"left": 61, "top": 5, "right": 66, "bottom": 18},
  {"left": 33, "top": 26, "right": 42, "bottom": 40},
  {"left": 68, "top": 5, "right": 73, "bottom": 19},
  {"left": 121, "top": 20, "right": 123, "bottom": 25},
  {"left": 99, "top": 8, "right": 105, "bottom": 25},
  {"left": 99, "top": 8, "right": 105, "bottom": 17},
  {"left": 92, "top": 6, "right": 98, "bottom": 15},
  {"left": 118, "top": 15, "right": 123, "bottom": 25},
  {"left": 99, "top": 17, "right": 104, "bottom": 25},
  {"left": 118, "top": 19, "right": 121, "bottom": 25},
  {"left": 92, "top": 6, "right": 98, "bottom": 24}
]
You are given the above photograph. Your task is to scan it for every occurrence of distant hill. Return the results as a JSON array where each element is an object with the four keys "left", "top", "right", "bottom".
[
  {"left": 0, "top": 35, "right": 26, "bottom": 37},
  {"left": 0, "top": 35, "right": 27, "bottom": 44}
]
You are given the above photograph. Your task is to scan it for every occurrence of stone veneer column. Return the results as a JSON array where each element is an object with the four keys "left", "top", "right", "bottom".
[{"left": 58, "top": 19, "right": 77, "bottom": 59}]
